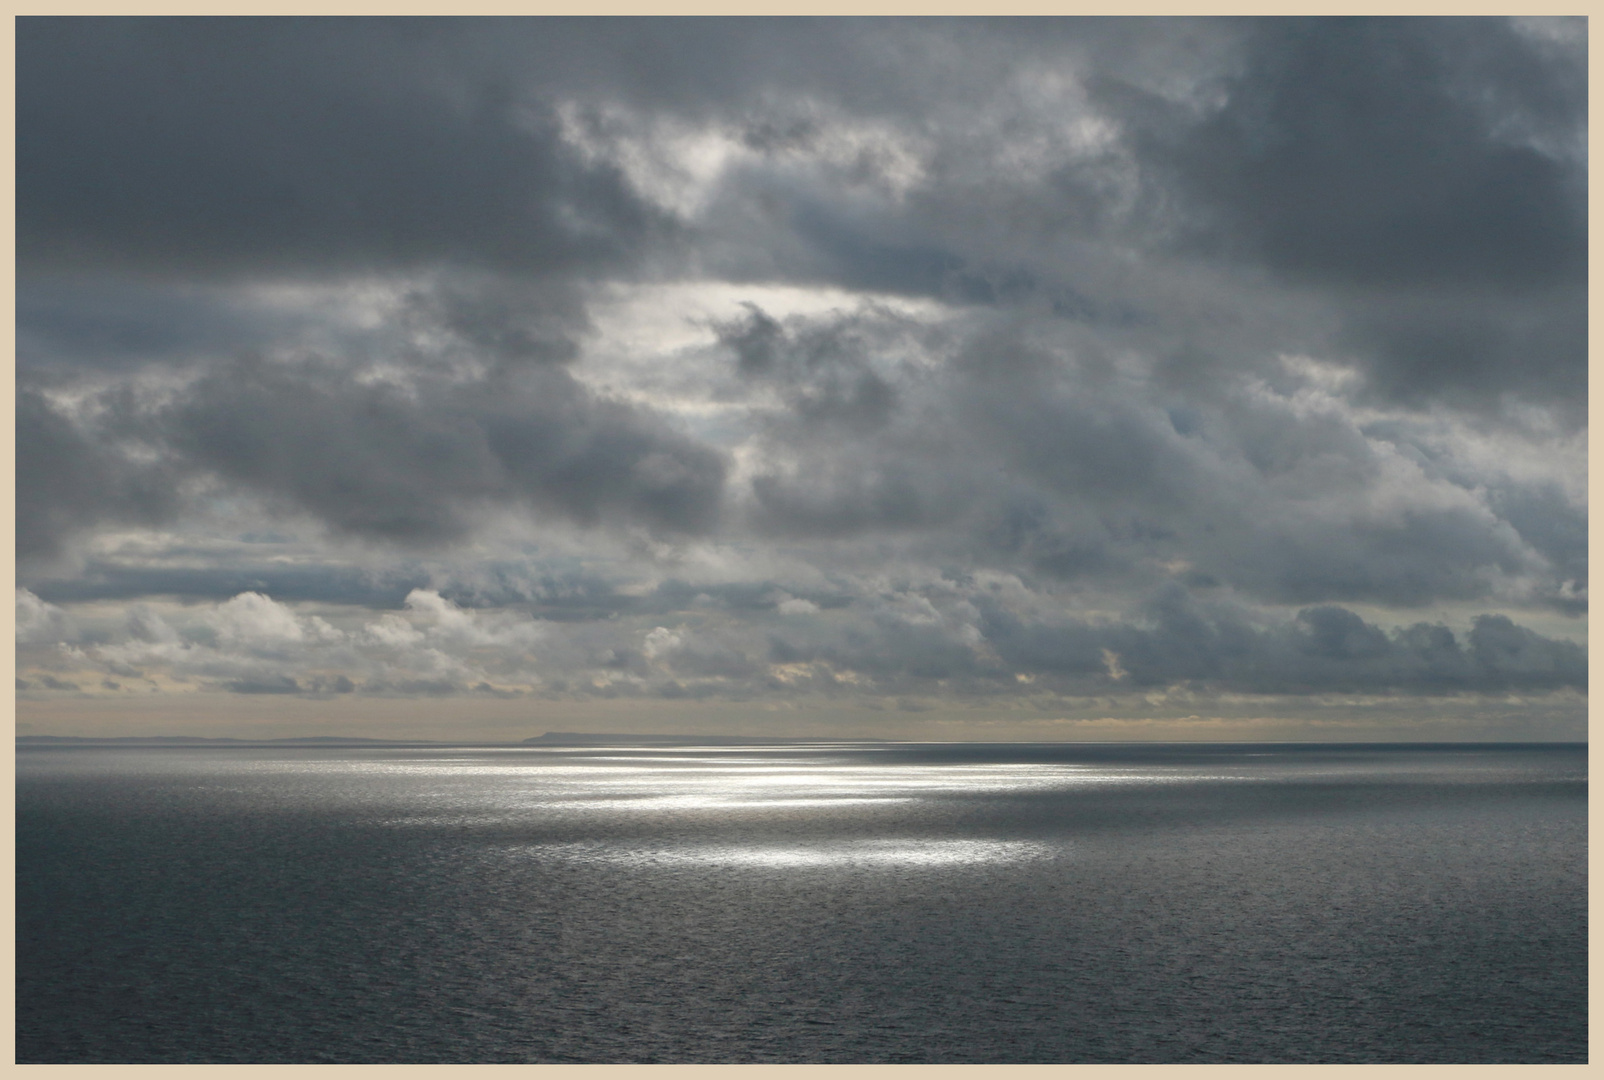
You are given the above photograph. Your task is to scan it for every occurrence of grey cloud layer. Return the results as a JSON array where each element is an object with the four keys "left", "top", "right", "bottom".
[
  {"left": 16, "top": 18, "right": 1585, "bottom": 717},
  {"left": 1153, "top": 19, "right": 1585, "bottom": 291},
  {"left": 717, "top": 303, "right": 1573, "bottom": 612},
  {"left": 18, "top": 19, "right": 670, "bottom": 279},
  {"left": 17, "top": 583, "right": 1584, "bottom": 706},
  {"left": 21, "top": 339, "right": 726, "bottom": 559}
]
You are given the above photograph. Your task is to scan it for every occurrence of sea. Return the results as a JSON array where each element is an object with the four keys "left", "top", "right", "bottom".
[{"left": 15, "top": 739, "right": 1587, "bottom": 1063}]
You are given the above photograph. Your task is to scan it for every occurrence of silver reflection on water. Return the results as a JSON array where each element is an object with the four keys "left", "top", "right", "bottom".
[
  {"left": 354, "top": 750, "right": 1189, "bottom": 864},
  {"left": 255, "top": 748, "right": 1256, "bottom": 829},
  {"left": 524, "top": 837, "right": 1058, "bottom": 869}
]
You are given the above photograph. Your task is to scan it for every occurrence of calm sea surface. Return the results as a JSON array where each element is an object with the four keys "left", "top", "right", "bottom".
[{"left": 16, "top": 740, "right": 1586, "bottom": 1063}]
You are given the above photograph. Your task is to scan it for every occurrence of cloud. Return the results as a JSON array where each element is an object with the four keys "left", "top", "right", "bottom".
[
  {"left": 1334, "top": 292, "right": 1586, "bottom": 415},
  {"left": 977, "top": 586, "right": 1585, "bottom": 696},
  {"left": 15, "top": 573, "right": 1586, "bottom": 709},
  {"left": 14, "top": 19, "right": 1586, "bottom": 730},
  {"left": 17, "top": 18, "right": 672, "bottom": 279},
  {"left": 1149, "top": 18, "right": 1585, "bottom": 291},
  {"left": 701, "top": 303, "right": 1575, "bottom": 614},
  {"left": 19, "top": 588, "right": 557, "bottom": 699},
  {"left": 17, "top": 388, "right": 184, "bottom": 561},
  {"left": 18, "top": 292, "right": 727, "bottom": 555},
  {"left": 207, "top": 591, "right": 341, "bottom": 650},
  {"left": 1113, "top": 17, "right": 1585, "bottom": 414},
  {"left": 165, "top": 356, "right": 726, "bottom": 542},
  {"left": 400, "top": 588, "right": 547, "bottom": 650},
  {"left": 17, "top": 589, "right": 71, "bottom": 646},
  {"left": 224, "top": 675, "right": 304, "bottom": 695}
]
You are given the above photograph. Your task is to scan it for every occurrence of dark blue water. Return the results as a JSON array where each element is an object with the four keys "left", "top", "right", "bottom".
[{"left": 16, "top": 741, "right": 1586, "bottom": 1062}]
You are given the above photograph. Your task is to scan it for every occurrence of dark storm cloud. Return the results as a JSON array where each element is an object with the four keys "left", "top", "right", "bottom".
[
  {"left": 17, "top": 18, "right": 668, "bottom": 278},
  {"left": 17, "top": 345, "right": 725, "bottom": 559},
  {"left": 1112, "top": 17, "right": 1586, "bottom": 412},
  {"left": 18, "top": 17, "right": 1041, "bottom": 285},
  {"left": 164, "top": 357, "right": 726, "bottom": 543},
  {"left": 1152, "top": 17, "right": 1585, "bottom": 291},
  {"left": 1335, "top": 292, "right": 1587, "bottom": 412},
  {"left": 22, "top": 18, "right": 1583, "bottom": 290},
  {"left": 16, "top": 280, "right": 310, "bottom": 373}
]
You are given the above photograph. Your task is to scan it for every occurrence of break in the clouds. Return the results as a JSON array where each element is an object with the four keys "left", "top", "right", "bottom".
[{"left": 17, "top": 17, "right": 1586, "bottom": 738}]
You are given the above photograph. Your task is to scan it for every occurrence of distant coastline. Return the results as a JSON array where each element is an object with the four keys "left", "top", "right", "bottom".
[
  {"left": 15, "top": 735, "right": 430, "bottom": 745},
  {"left": 16, "top": 733, "right": 893, "bottom": 747},
  {"left": 522, "top": 732, "right": 889, "bottom": 746}
]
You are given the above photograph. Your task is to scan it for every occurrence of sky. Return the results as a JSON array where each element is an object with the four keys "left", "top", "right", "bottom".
[{"left": 15, "top": 16, "right": 1588, "bottom": 742}]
